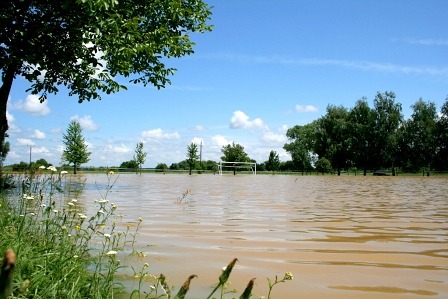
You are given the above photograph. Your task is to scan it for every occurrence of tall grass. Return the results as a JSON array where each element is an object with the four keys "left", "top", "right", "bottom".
[{"left": 0, "top": 170, "right": 292, "bottom": 299}]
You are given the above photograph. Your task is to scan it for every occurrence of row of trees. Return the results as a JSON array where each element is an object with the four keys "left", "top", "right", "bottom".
[
  {"left": 283, "top": 91, "right": 448, "bottom": 176},
  {"left": 7, "top": 91, "right": 448, "bottom": 176}
]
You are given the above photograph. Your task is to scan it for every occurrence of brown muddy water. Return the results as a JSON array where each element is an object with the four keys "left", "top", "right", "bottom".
[{"left": 79, "top": 174, "right": 448, "bottom": 299}]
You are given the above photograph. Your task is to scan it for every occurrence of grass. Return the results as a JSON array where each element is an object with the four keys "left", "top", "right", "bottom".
[{"left": 0, "top": 170, "right": 292, "bottom": 299}]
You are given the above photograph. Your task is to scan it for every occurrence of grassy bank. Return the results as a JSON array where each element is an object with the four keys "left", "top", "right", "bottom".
[{"left": 0, "top": 171, "right": 292, "bottom": 299}]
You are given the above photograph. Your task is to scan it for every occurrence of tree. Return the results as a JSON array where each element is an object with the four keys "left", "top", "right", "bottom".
[
  {"left": 283, "top": 123, "right": 315, "bottom": 175},
  {"left": 155, "top": 163, "right": 168, "bottom": 173},
  {"left": 203, "top": 160, "right": 218, "bottom": 173},
  {"left": 347, "top": 98, "right": 376, "bottom": 176},
  {"left": 372, "top": 91, "right": 403, "bottom": 174},
  {"left": 315, "top": 157, "right": 332, "bottom": 175},
  {"left": 403, "top": 98, "right": 438, "bottom": 176},
  {"left": 186, "top": 143, "right": 199, "bottom": 175},
  {"left": 0, "top": 0, "right": 213, "bottom": 151},
  {"left": 221, "top": 142, "right": 250, "bottom": 175},
  {"left": 120, "top": 160, "right": 138, "bottom": 170},
  {"left": 435, "top": 97, "right": 448, "bottom": 170},
  {"left": 62, "top": 120, "right": 91, "bottom": 174},
  {"left": 133, "top": 142, "right": 147, "bottom": 174},
  {"left": 35, "top": 158, "right": 50, "bottom": 168},
  {"left": 265, "top": 150, "right": 280, "bottom": 174},
  {"left": 323, "top": 105, "right": 350, "bottom": 175},
  {"left": 0, "top": 133, "right": 10, "bottom": 170}
]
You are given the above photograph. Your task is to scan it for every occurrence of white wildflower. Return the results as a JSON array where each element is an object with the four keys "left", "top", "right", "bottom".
[
  {"left": 47, "top": 165, "right": 57, "bottom": 172},
  {"left": 106, "top": 250, "right": 117, "bottom": 256}
]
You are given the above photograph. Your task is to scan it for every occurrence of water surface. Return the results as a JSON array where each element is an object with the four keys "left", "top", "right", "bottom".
[{"left": 80, "top": 174, "right": 448, "bottom": 299}]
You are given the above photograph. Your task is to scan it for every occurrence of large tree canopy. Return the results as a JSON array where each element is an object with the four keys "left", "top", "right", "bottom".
[{"left": 0, "top": 0, "right": 213, "bottom": 149}]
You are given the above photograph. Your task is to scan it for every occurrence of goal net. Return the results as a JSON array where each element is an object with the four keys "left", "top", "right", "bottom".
[{"left": 218, "top": 161, "right": 257, "bottom": 175}]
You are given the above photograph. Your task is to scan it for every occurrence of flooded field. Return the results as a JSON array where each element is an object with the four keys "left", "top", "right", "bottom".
[{"left": 80, "top": 174, "right": 448, "bottom": 299}]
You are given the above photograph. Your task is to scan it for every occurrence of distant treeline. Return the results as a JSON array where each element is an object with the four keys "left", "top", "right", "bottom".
[
  {"left": 4, "top": 91, "right": 447, "bottom": 176},
  {"left": 283, "top": 91, "right": 448, "bottom": 176}
]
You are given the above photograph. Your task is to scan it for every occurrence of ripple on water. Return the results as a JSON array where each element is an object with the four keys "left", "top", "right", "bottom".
[{"left": 79, "top": 174, "right": 448, "bottom": 299}]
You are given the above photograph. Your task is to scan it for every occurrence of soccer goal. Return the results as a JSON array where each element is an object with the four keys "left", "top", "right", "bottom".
[{"left": 218, "top": 161, "right": 257, "bottom": 175}]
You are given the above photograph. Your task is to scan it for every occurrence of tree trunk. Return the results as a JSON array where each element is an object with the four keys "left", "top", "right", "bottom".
[
  {"left": 74, "top": 164, "right": 77, "bottom": 174},
  {"left": 0, "top": 65, "right": 16, "bottom": 152},
  {"left": 189, "top": 167, "right": 192, "bottom": 175}
]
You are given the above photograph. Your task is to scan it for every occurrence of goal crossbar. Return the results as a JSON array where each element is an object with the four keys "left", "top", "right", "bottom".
[{"left": 218, "top": 161, "right": 257, "bottom": 175}]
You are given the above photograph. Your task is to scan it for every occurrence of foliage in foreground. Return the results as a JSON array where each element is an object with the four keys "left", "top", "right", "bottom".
[{"left": 0, "top": 171, "right": 292, "bottom": 299}]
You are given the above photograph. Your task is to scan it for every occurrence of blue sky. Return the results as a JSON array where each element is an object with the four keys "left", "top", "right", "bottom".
[{"left": 5, "top": 0, "right": 448, "bottom": 168}]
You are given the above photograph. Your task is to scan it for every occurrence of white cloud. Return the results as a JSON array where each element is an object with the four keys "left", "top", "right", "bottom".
[
  {"left": 191, "top": 137, "right": 204, "bottom": 146},
  {"left": 403, "top": 38, "right": 448, "bottom": 46},
  {"left": 190, "top": 125, "right": 207, "bottom": 131},
  {"left": 279, "top": 125, "right": 288, "bottom": 133},
  {"left": 104, "top": 144, "right": 132, "bottom": 154},
  {"left": 12, "top": 94, "right": 51, "bottom": 116},
  {"left": 30, "top": 129, "right": 46, "bottom": 140},
  {"left": 6, "top": 151, "right": 20, "bottom": 159},
  {"left": 50, "top": 128, "right": 62, "bottom": 134},
  {"left": 260, "top": 132, "right": 287, "bottom": 144},
  {"left": 33, "top": 147, "right": 52, "bottom": 156},
  {"left": 215, "top": 53, "right": 448, "bottom": 77},
  {"left": 71, "top": 115, "right": 100, "bottom": 131},
  {"left": 6, "top": 111, "right": 14, "bottom": 122},
  {"left": 85, "top": 141, "right": 94, "bottom": 149},
  {"left": 211, "top": 135, "right": 230, "bottom": 147},
  {"left": 8, "top": 124, "right": 21, "bottom": 135},
  {"left": 230, "top": 111, "right": 269, "bottom": 131},
  {"left": 141, "top": 128, "right": 180, "bottom": 140},
  {"left": 16, "top": 138, "right": 36, "bottom": 146},
  {"left": 295, "top": 105, "right": 318, "bottom": 113}
]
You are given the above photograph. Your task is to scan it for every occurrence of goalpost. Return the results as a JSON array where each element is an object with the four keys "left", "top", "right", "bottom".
[{"left": 218, "top": 161, "right": 257, "bottom": 175}]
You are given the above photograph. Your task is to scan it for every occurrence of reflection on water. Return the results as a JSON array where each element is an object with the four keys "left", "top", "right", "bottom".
[{"left": 80, "top": 174, "right": 448, "bottom": 299}]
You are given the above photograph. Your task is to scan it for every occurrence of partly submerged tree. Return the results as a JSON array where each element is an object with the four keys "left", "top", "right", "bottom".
[
  {"left": 155, "top": 163, "right": 168, "bottom": 173},
  {"left": 35, "top": 158, "right": 50, "bottom": 168},
  {"left": 315, "top": 157, "right": 332, "bottom": 175},
  {"left": 186, "top": 142, "right": 199, "bottom": 175},
  {"left": 62, "top": 120, "right": 91, "bottom": 174},
  {"left": 283, "top": 123, "right": 315, "bottom": 175},
  {"left": 120, "top": 159, "right": 139, "bottom": 170},
  {"left": 0, "top": 0, "right": 213, "bottom": 151},
  {"left": 371, "top": 91, "right": 403, "bottom": 175},
  {"left": 221, "top": 142, "right": 250, "bottom": 175},
  {"left": 0, "top": 133, "right": 10, "bottom": 170},
  {"left": 133, "top": 142, "right": 147, "bottom": 174},
  {"left": 403, "top": 98, "right": 438, "bottom": 176},
  {"left": 347, "top": 98, "right": 376, "bottom": 176},
  {"left": 265, "top": 150, "right": 280, "bottom": 174}
]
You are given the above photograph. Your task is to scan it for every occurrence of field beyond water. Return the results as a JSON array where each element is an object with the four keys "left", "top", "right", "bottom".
[{"left": 76, "top": 173, "right": 448, "bottom": 299}]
